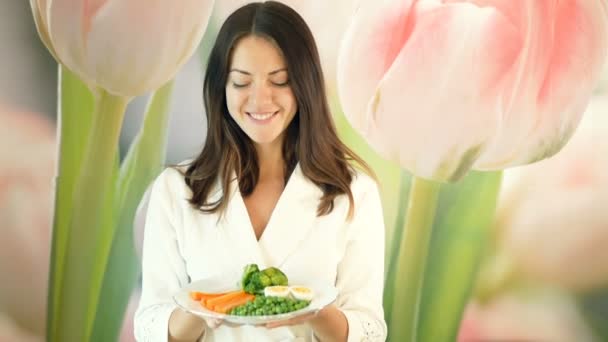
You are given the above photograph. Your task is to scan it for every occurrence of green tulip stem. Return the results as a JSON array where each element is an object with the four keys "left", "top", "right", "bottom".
[
  {"left": 90, "top": 80, "right": 175, "bottom": 341},
  {"left": 53, "top": 89, "right": 128, "bottom": 342},
  {"left": 390, "top": 176, "right": 440, "bottom": 341}
]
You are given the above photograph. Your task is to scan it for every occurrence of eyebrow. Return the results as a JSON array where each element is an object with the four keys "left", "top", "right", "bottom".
[{"left": 229, "top": 68, "right": 287, "bottom": 75}]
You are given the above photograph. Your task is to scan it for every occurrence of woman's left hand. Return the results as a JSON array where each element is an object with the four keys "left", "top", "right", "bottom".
[
  {"left": 264, "top": 305, "right": 348, "bottom": 342},
  {"left": 264, "top": 307, "right": 327, "bottom": 329}
]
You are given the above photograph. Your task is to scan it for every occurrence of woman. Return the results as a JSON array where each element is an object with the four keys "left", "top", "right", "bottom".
[{"left": 134, "top": 2, "right": 387, "bottom": 341}]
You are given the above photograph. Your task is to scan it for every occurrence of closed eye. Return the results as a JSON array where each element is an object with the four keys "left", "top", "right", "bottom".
[
  {"left": 272, "top": 80, "right": 289, "bottom": 87},
  {"left": 232, "top": 82, "right": 250, "bottom": 88}
]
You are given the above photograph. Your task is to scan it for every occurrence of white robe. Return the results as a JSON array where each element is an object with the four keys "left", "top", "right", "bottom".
[{"left": 134, "top": 162, "right": 387, "bottom": 341}]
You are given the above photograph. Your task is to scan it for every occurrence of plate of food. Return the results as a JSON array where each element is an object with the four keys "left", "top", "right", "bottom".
[{"left": 172, "top": 264, "right": 338, "bottom": 325}]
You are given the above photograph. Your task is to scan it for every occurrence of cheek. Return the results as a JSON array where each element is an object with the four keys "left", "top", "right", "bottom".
[
  {"left": 225, "top": 88, "right": 245, "bottom": 115},
  {"left": 281, "top": 91, "right": 297, "bottom": 113}
]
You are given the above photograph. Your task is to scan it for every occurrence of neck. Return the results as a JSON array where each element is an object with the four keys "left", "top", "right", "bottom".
[{"left": 255, "top": 140, "right": 285, "bottom": 182}]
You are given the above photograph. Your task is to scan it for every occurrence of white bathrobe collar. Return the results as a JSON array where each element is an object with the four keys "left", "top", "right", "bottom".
[{"left": 208, "top": 162, "right": 324, "bottom": 269}]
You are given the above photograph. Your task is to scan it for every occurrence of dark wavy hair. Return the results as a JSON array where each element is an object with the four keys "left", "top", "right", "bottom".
[{"left": 180, "top": 1, "right": 374, "bottom": 220}]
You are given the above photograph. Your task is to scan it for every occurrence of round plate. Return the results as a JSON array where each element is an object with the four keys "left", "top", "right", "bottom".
[{"left": 172, "top": 278, "right": 338, "bottom": 325}]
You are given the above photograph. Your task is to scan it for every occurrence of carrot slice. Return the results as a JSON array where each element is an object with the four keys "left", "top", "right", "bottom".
[
  {"left": 215, "top": 294, "right": 255, "bottom": 314},
  {"left": 205, "top": 290, "right": 245, "bottom": 310},
  {"left": 200, "top": 294, "right": 226, "bottom": 306},
  {"left": 190, "top": 291, "right": 226, "bottom": 301}
]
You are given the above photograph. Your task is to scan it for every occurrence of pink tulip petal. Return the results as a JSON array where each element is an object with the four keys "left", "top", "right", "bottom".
[
  {"left": 476, "top": 0, "right": 608, "bottom": 169},
  {"left": 337, "top": 0, "right": 416, "bottom": 141},
  {"left": 84, "top": 0, "right": 214, "bottom": 96},
  {"left": 30, "top": 0, "right": 57, "bottom": 60},
  {"left": 338, "top": 0, "right": 608, "bottom": 180},
  {"left": 82, "top": 0, "right": 111, "bottom": 37},
  {"left": 342, "top": 1, "right": 521, "bottom": 180},
  {"left": 47, "top": 0, "right": 91, "bottom": 84},
  {"left": 35, "top": 0, "right": 49, "bottom": 22},
  {"left": 500, "top": 100, "right": 608, "bottom": 290}
]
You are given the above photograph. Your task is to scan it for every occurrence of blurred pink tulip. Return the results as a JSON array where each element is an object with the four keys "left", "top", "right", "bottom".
[
  {"left": 495, "top": 95, "right": 608, "bottom": 291},
  {"left": 0, "top": 107, "right": 55, "bottom": 336},
  {"left": 0, "top": 106, "right": 141, "bottom": 341},
  {"left": 0, "top": 313, "right": 43, "bottom": 342},
  {"left": 597, "top": 57, "right": 608, "bottom": 94},
  {"left": 458, "top": 291, "right": 596, "bottom": 342},
  {"left": 29, "top": 0, "right": 215, "bottom": 97},
  {"left": 337, "top": 0, "right": 608, "bottom": 181},
  {"left": 118, "top": 289, "right": 141, "bottom": 342}
]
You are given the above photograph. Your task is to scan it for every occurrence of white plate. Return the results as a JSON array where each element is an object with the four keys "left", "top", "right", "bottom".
[{"left": 172, "top": 278, "right": 338, "bottom": 325}]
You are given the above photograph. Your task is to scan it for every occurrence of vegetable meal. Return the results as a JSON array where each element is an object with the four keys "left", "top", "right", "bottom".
[{"left": 189, "top": 263, "right": 314, "bottom": 316}]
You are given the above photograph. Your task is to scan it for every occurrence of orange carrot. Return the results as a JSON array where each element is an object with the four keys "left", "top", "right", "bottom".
[
  {"left": 190, "top": 291, "right": 226, "bottom": 301},
  {"left": 205, "top": 290, "right": 245, "bottom": 310},
  {"left": 190, "top": 291, "right": 204, "bottom": 301},
  {"left": 200, "top": 294, "right": 226, "bottom": 306},
  {"left": 215, "top": 294, "right": 255, "bottom": 314}
]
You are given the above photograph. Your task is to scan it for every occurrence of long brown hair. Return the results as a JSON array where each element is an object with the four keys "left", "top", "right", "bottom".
[{"left": 181, "top": 1, "right": 374, "bottom": 220}]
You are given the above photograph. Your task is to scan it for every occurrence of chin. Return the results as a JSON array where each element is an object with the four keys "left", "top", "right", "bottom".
[
  {"left": 246, "top": 132, "right": 282, "bottom": 145},
  {"left": 249, "top": 136, "right": 279, "bottom": 145}
]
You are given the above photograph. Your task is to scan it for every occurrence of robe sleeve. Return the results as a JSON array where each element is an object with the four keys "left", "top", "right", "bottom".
[
  {"left": 134, "top": 168, "right": 190, "bottom": 341},
  {"left": 335, "top": 175, "right": 388, "bottom": 341}
]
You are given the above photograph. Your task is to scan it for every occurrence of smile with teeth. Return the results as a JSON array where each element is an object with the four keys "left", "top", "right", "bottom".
[{"left": 247, "top": 111, "right": 278, "bottom": 120}]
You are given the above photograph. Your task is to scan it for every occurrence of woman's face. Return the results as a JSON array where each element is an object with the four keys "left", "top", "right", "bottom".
[{"left": 225, "top": 35, "right": 297, "bottom": 147}]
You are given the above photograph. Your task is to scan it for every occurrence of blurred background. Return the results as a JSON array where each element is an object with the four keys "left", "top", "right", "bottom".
[{"left": 1, "top": 1, "right": 607, "bottom": 341}]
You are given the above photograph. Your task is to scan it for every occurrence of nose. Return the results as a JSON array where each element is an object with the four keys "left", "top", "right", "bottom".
[{"left": 249, "top": 83, "right": 273, "bottom": 107}]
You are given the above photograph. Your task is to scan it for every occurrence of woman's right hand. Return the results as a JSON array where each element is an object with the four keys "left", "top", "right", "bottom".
[
  {"left": 168, "top": 308, "right": 220, "bottom": 341},
  {"left": 169, "top": 308, "right": 242, "bottom": 341},
  {"left": 201, "top": 317, "right": 223, "bottom": 329}
]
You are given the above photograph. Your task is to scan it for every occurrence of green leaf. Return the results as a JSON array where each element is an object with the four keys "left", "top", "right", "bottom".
[
  {"left": 90, "top": 81, "right": 175, "bottom": 342},
  {"left": 383, "top": 169, "right": 411, "bottom": 330},
  {"left": 53, "top": 88, "right": 128, "bottom": 342},
  {"left": 417, "top": 170, "right": 502, "bottom": 341},
  {"left": 387, "top": 177, "right": 442, "bottom": 341},
  {"left": 48, "top": 66, "right": 96, "bottom": 340},
  {"left": 578, "top": 287, "right": 608, "bottom": 341}
]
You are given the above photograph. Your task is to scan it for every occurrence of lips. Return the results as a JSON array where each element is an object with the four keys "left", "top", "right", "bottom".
[{"left": 246, "top": 111, "right": 278, "bottom": 123}]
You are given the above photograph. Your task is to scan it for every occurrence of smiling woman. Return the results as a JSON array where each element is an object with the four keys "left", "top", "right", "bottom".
[
  {"left": 225, "top": 36, "right": 297, "bottom": 146},
  {"left": 134, "top": 2, "right": 387, "bottom": 342},
  {"left": 181, "top": 1, "right": 373, "bottom": 221}
]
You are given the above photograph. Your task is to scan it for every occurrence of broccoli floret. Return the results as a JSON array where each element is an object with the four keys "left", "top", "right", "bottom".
[
  {"left": 261, "top": 267, "right": 288, "bottom": 286},
  {"left": 244, "top": 282, "right": 258, "bottom": 294},
  {"left": 241, "top": 264, "right": 289, "bottom": 294},
  {"left": 250, "top": 272, "right": 272, "bottom": 294},
  {"left": 241, "top": 264, "right": 259, "bottom": 293}
]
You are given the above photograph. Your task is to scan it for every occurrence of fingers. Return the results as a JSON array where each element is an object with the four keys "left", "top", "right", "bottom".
[
  {"left": 222, "top": 321, "right": 240, "bottom": 328},
  {"left": 204, "top": 310, "right": 321, "bottom": 330},
  {"left": 205, "top": 318, "right": 223, "bottom": 329},
  {"left": 265, "top": 312, "right": 317, "bottom": 329}
]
